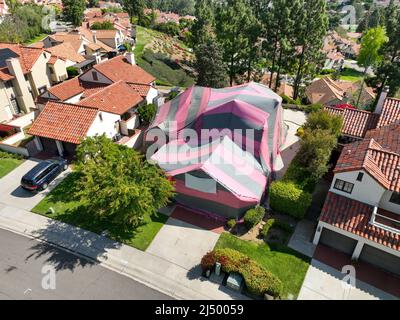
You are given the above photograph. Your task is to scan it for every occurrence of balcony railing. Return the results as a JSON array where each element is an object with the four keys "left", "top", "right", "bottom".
[{"left": 370, "top": 206, "right": 400, "bottom": 235}]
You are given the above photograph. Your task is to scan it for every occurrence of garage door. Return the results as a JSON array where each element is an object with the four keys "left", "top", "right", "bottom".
[
  {"left": 359, "top": 245, "right": 400, "bottom": 276},
  {"left": 320, "top": 228, "right": 357, "bottom": 255}
]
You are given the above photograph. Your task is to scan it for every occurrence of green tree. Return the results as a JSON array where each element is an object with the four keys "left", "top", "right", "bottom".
[
  {"left": 88, "top": 0, "right": 99, "bottom": 8},
  {"left": 123, "top": 0, "right": 145, "bottom": 21},
  {"left": 62, "top": 0, "right": 86, "bottom": 27},
  {"left": 292, "top": 0, "right": 328, "bottom": 99},
  {"left": 137, "top": 103, "right": 157, "bottom": 123},
  {"left": 90, "top": 21, "right": 115, "bottom": 30},
  {"left": 356, "top": 26, "right": 388, "bottom": 107},
  {"left": 303, "top": 110, "right": 343, "bottom": 137},
  {"left": 375, "top": 1, "right": 400, "bottom": 98},
  {"left": 75, "top": 135, "right": 175, "bottom": 228},
  {"left": 192, "top": 0, "right": 215, "bottom": 47},
  {"left": 215, "top": 0, "right": 256, "bottom": 85},
  {"left": 194, "top": 34, "right": 229, "bottom": 88}
]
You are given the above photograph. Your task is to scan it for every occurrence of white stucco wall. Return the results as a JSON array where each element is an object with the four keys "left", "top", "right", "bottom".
[
  {"left": 146, "top": 87, "right": 158, "bottom": 105},
  {"left": 86, "top": 111, "right": 121, "bottom": 139},
  {"left": 0, "top": 81, "right": 14, "bottom": 122},
  {"left": 379, "top": 190, "right": 400, "bottom": 215},
  {"left": 330, "top": 170, "right": 385, "bottom": 206},
  {"left": 29, "top": 51, "right": 52, "bottom": 96},
  {"left": 64, "top": 93, "right": 84, "bottom": 104}
]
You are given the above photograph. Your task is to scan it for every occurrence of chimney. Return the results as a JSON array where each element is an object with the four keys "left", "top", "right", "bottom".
[
  {"left": 125, "top": 52, "right": 135, "bottom": 65},
  {"left": 92, "top": 30, "right": 97, "bottom": 44},
  {"left": 375, "top": 85, "right": 389, "bottom": 114}
]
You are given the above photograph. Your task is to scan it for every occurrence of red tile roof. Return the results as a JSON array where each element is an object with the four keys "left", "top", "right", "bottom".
[
  {"left": 128, "top": 83, "right": 152, "bottom": 97},
  {"left": 325, "top": 106, "right": 380, "bottom": 138},
  {"left": 0, "top": 43, "right": 44, "bottom": 73},
  {"left": 0, "top": 67, "right": 14, "bottom": 81},
  {"left": 93, "top": 55, "right": 156, "bottom": 84},
  {"left": 28, "top": 101, "right": 98, "bottom": 144},
  {"left": 47, "top": 77, "right": 108, "bottom": 101},
  {"left": 320, "top": 192, "right": 400, "bottom": 251},
  {"left": 79, "top": 80, "right": 143, "bottom": 115},
  {"left": 377, "top": 98, "right": 400, "bottom": 128}
]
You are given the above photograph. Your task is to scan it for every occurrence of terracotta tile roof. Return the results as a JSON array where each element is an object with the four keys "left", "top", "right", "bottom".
[
  {"left": 128, "top": 83, "right": 151, "bottom": 97},
  {"left": 365, "top": 122, "right": 400, "bottom": 154},
  {"left": 325, "top": 106, "right": 380, "bottom": 138},
  {"left": 28, "top": 101, "right": 98, "bottom": 144},
  {"left": 377, "top": 98, "right": 400, "bottom": 128},
  {"left": 47, "top": 77, "right": 108, "bottom": 101},
  {"left": 93, "top": 55, "right": 156, "bottom": 84},
  {"left": 47, "top": 56, "right": 60, "bottom": 65},
  {"left": 320, "top": 192, "right": 400, "bottom": 251},
  {"left": 45, "top": 42, "right": 85, "bottom": 63},
  {"left": 0, "top": 43, "right": 44, "bottom": 73},
  {"left": 79, "top": 80, "right": 143, "bottom": 115},
  {"left": 47, "top": 33, "right": 83, "bottom": 53},
  {"left": 93, "top": 29, "right": 118, "bottom": 39},
  {"left": 0, "top": 67, "right": 14, "bottom": 81}
]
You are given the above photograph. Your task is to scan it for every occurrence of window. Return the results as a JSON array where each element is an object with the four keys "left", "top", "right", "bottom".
[
  {"left": 38, "top": 86, "right": 47, "bottom": 94},
  {"left": 334, "top": 179, "right": 354, "bottom": 194},
  {"left": 389, "top": 192, "right": 400, "bottom": 205},
  {"left": 356, "top": 172, "right": 364, "bottom": 182},
  {"left": 92, "top": 71, "right": 98, "bottom": 81}
]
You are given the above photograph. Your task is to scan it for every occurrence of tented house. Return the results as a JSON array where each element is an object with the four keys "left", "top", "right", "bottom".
[{"left": 148, "top": 82, "right": 287, "bottom": 219}]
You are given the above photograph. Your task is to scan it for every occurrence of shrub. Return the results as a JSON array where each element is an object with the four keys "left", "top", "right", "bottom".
[
  {"left": 303, "top": 110, "right": 343, "bottom": 137},
  {"left": 269, "top": 181, "right": 312, "bottom": 219},
  {"left": 244, "top": 205, "right": 265, "bottom": 229},
  {"left": 210, "top": 248, "right": 283, "bottom": 297},
  {"left": 281, "top": 94, "right": 301, "bottom": 105},
  {"left": 0, "top": 150, "right": 23, "bottom": 159},
  {"left": 320, "top": 68, "right": 335, "bottom": 75},
  {"left": 66, "top": 67, "right": 79, "bottom": 78},
  {"left": 260, "top": 219, "right": 275, "bottom": 238},
  {"left": 305, "top": 103, "right": 324, "bottom": 114},
  {"left": 226, "top": 219, "right": 236, "bottom": 229},
  {"left": 201, "top": 251, "right": 217, "bottom": 271},
  {"left": 137, "top": 103, "right": 157, "bottom": 124},
  {"left": 273, "top": 220, "right": 295, "bottom": 234}
]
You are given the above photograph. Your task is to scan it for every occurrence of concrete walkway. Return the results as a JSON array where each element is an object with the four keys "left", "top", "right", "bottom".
[
  {"left": 0, "top": 205, "right": 245, "bottom": 300},
  {"left": 298, "top": 259, "right": 398, "bottom": 300},
  {"left": 288, "top": 220, "right": 317, "bottom": 258}
]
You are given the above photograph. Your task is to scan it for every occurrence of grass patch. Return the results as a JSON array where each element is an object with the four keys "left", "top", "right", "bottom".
[
  {"left": 32, "top": 172, "right": 168, "bottom": 251},
  {"left": 24, "top": 33, "right": 49, "bottom": 45},
  {"left": 339, "top": 68, "right": 364, "bottom": 82},
  {"left": 215, "top": 233, "right": 310, "bottom": 299},
  {"left": 0, "top": 157, "right": 23, "bottom": 178}
]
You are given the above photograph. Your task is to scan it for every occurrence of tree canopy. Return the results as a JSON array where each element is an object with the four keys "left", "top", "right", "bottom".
[
  {"left": 62, "top": 0, "right": 86, "bottom": 27},
  {"left": 75, "top": 135, "right": 175, "bottom": 229}
]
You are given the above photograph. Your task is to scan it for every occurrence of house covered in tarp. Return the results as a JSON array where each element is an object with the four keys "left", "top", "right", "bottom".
[{"left": 148, "top": 82, "right": 286, "bottom": 219}]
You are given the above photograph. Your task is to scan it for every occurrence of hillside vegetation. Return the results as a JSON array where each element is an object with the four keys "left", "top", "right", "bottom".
[{"left": 134, "top": 26, "right": 195, "bottom": 87}]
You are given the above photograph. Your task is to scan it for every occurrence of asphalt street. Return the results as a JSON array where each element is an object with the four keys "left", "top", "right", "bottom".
[{"left": 0, "top": 228, "right": 172, "bottom": 300}]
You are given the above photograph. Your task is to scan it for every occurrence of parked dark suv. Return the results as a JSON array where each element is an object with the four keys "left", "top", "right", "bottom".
[{"left": 21, "top": 158, "right": 68, "bottom": 191}]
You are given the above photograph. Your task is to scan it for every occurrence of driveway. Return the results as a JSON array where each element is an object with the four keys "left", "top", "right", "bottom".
[
  {"left": 0, "top": 159, "right": 70, "bottom": 211},
  {"left": 298, "top": 259, "right": 398, "bottom": 300},
  {"left": 146, "top": 217, "right": 220, "bottom": 270}
]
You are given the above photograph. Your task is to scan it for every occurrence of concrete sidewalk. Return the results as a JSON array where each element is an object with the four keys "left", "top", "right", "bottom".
[{"left": 0, "top": 205, "right": 246, "bottom": 300}]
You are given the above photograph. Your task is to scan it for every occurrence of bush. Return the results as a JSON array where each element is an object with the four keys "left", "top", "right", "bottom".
[
  {"left": 244, "top": 205, "right": 265, "bottom": 229},
  {"left": 0, "top": 150, "right": 23, "bottom": 160},
  {"left": 269, "top": 181, "right": 312, "bottom": 219},
  {"left": 201, "top": 251, "right": 217, "bottom": 271},
  {"left": 207, "top": 248, "right": 283, "bottom": 297},
  {"left": 67, "top": 67, "right": 79, "bottom": 78},
  {"left": 320, "top": 69, "right": 335, "bottom": 75},
  {"left": 273, "top": 220, "right": 295, "bottom": 234},
  {"left": 260, "top": 219, "right": 275, "bottom": 238},
  {"left": 305, "top": 104, "right": 324, "bottom": 114},
  {"left": 281, "top": 94, "right": 301, "bottom": 105},
  {"left": 137, "top": 103, "right": 157, "bottom": 124},
  {"left": 226, "top": 219, "right": 236, "bottom": 229},
  {"left": 303, "top": 110, "right": 343, "bottom": 137}
]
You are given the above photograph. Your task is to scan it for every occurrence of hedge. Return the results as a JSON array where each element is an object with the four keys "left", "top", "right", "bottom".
[
  {"left": 269, "top": 181, "right": 312, "bottom": 219},
  {"left": 260, "top": 219, "right": 295, "bottom": 239},
  {"left": 0, "top": 150, "right": 23, "bottom": 160},
  {"left": 243, "top": 205, "right": 265, "bottom": 229},
  {"left": 201, "top": 248, "right": 283, "bottom": 297}
]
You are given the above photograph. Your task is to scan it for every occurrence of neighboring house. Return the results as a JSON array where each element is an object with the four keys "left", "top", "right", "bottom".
[
  {"left": 29, "top": 53, "right": 159, "bottom": 155},
  {"left": 0, "top": 43, "right": 67, "bottom": 123},
  {"left": 324, "top": 50, "right": 345, "bottom": 70},
  {"left": 306, "top": 77, "right": 375, "bottom": 108},
  {"left": 325, "top": 88, "right": 400, "bottom": 143},
  {"left": 261, "top": 73, "right": 294, "bottom": 99},
  {"left": 313, "top": 122, "right": 400, "bottom": 277},
  {"left": 149, "top": 82, "right": 286, "bottom": 219},
  {"left": 45, "top": 42, "right": 86, "bottom": 67}
]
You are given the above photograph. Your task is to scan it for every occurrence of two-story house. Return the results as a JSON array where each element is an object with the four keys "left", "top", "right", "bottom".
[
  {"left": 29, "top": 53, "right": 159, "bottom": 156},
  {"left": 313, "top": 96, "right": 400, "bottom": 277},
  {"left": 0, "top": 43, "right": 67, "bottom": 123}
]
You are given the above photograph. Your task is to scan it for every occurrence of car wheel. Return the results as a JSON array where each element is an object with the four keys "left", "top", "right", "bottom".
[{"left": 42, "top": 183, "right": 48, "bottom": 190}]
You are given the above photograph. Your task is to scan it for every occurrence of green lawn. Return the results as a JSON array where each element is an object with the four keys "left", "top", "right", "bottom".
[
  {"left": 32, "top": 172, "right": 168, "bottom": 251},
  {"left": 215, "top": 232, "right": 310, "bottom": 299},
  {"left": 24, "top": 33, "right": 49, "bottom": 45},
  {"left": 0, "top": 157, "right": 23, "bottom": 179},
  {"left": 339, "top": 68, "right": 364, "bottom": 82}
]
